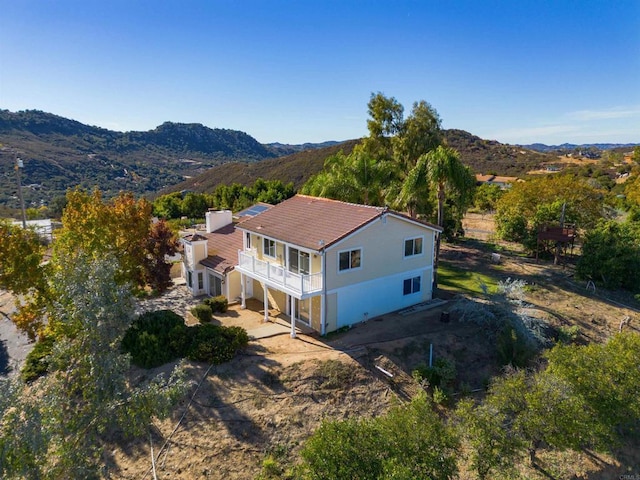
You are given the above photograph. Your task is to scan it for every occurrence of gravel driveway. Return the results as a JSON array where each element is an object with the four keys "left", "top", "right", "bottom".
[
  {"left": 135, "top": 283, "right": 202, "bottom": 317},
  {"left": 0, "top": 290, "right": 32, "bottom": 378}
]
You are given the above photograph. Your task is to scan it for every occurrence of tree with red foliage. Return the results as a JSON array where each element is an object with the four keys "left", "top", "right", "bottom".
[{"left": 143, "top": 219, "right": 179, "bottom": 293}]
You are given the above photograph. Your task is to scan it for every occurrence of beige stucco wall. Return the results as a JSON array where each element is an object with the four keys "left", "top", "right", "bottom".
[
  {"left": 269, "top": 288, "right": 286, "bottom": 312},
  {"left": 227, "top": 270, "right": 242, "bottom": 302},
  {"left": 183, "top": 241, "right": 205, "bottom": 270},
  {"left": 248, "top": 231, "right": 321, "bottom": 274},
  {"left": 311, "top": 253, "right": 322, "bottom": 274},
  {"left": 324, "top": 215, "right": 436, "bottom": 290},
  {"left": 193, "top": 242, "right": 208, "bottom": 265},
  {"left": 256, "top": 236, "right": 286, "bottom": 267},
  {"left": 325, "top": 293, "right": 338, "bottom": 333},
  {"left": 247, "top": 280, "right": 284, "bottom": 312},
  {"left": 252, "top": 279, "right": 264, "bottom": 300},
  {"left": 311, "top": 296, "right": 321, "bottom": 332}
]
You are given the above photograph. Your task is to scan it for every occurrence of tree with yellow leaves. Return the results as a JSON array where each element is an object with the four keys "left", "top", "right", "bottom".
[{"left": 54, "top": 188, "right": 153, "bottom": 288}]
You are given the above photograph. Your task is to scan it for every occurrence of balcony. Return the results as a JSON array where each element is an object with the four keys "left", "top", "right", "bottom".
[{"left": 237, "top": 250, "right": 323, "bottom": 297}]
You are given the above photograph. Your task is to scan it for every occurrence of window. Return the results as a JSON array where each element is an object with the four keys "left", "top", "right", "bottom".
[
  {"left": 187, "top": 271, "right": 193, "bottom": 288},
  {"left": 245, "top": 232, "right": 251, "bottom": 249},
  {"left": 404, "top": 237, "right": 423, "bottom": 257},
  {"left": 289, "top": 247, "right": 310, "bottom": 275},
  {"left": 403, "top": 276, "right": 421, "bottom": 295},
  {"left": 198, "top": 272, "right": 204, "bottom": 290},
  {"left": 339, "top": 248, "right": 362, "bottom": 271},
  {"left": 264, "top": 238, "right": 276, "bottom": 258}
]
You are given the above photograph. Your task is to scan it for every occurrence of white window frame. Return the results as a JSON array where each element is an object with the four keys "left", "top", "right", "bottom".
[
  {"left": 263, "top": 238, "right": 276, "bottom": 258},
  {"left": 338, "top": 247, "right": 363, "bottom": 272},
  {"left": 404, "top": 235, "right": 424, "bottom": 258},
  {"left": 403, "top": 275, "right": 421, "bottom": 296},
  {"left": 289, "top": 247, "right": 310, "bottom": 275}
]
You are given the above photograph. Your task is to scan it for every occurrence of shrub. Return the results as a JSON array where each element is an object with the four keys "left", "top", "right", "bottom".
[
  {"left": 315, "top": 359, "right": 355, "bottom": 389},
  {"left": 300, "top": 392, "right": 459, "bottom": 480},
  {"left": 187, "top": 323, "right": 249, "bottom": 364},
  {"left": 191, "top": 303, "right": 213, "bottom": 323},
  {"left": 258, "top": 456, "right": 282, "bottom": 479},
  {"left": 557, "top": 325, "right": 580, "bottom": 344},
  {"left": 121, "top": 310, "right": 186, "bottom": 368},
  {"left": 203, "top": 295, "right": 228, "bottom": 313},
  {"left": 496, "top": 326, "right": 536, "bottom": 368},
  {"left": 21, "top": 335, "right": 55, "bottom": 382},
  {"left": 122, "top": 310, "right": 248, "bottom": 368},
  {"left": 412, "top": 358, "right": 457, "bottom": 389},
  {"left": 432, "top": 386, "right": 448, "bottom": 405},
  {"left": 225, "top": 325, "right": 249, "bottom": 349}
]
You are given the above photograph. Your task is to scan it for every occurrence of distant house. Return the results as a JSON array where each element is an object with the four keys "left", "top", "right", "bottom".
[
  {"left": 181, "top": 195, "right": 442, "bottom": 336},
  {"left": 12, "top": 219, "right": 54, "bottom": 242},
  {"left": 475, "top": 174, "right": 519, "bottom": 189}
]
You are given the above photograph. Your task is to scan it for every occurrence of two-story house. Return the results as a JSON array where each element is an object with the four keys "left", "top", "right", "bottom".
[
  {"left": 235, "top": 195, "right": 442, "bottom": 336},
  {"left": 182, "top": 195, "right": 442, "bottom": 337}
]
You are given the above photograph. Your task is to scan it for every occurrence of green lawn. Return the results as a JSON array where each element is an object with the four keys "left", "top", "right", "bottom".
[{"left": 437, "top": 261, "right": 499, "bottom": 296}]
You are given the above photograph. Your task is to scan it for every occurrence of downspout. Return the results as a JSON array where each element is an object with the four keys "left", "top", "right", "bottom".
[{"left": 321, "top": 248, "right": 327, "bottom": 336}]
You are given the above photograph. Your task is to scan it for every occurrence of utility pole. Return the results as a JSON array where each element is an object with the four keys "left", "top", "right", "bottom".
[{"left": 15, "top": 153, "right": 27, "bottom": 229}]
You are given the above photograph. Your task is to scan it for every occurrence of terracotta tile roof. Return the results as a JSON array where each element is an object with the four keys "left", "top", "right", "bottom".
[
  {"left": 476, "top": 174, "right": 495, "bottom": 182},
  {"left": 492, "top": 176, "right": 518, "bottom": 184},
  {"left": 237, "top": 195, "right": 440, "bottom": 251},
  {"left": 198, "top": 223, "right": 243, "bottom": 274}
]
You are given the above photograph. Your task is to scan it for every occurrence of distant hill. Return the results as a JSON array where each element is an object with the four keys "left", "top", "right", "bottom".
[
  {"left": 1, "top": 109, "right": 561, "bottom": 210},
  {"left": 0, "top": 110, "right": 277, "bottom": 209},
  {"left": 169, "top": 130, "right": 553, "bottom": 196},
  {"left": 158, "top": 140, "right": 360, "bottom": 196},
  {"left": 264, "top": 141, "right": 342, "bottom": 157},
  {"left": 522, "top": 142, "right": 639, "bottom": 153},
  {"left": 443, "top": 129, "right": 551, "bottom": 176}
]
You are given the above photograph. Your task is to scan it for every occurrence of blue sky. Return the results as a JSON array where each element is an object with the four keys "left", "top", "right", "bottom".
[{"left": 1, "top": 1, "right": 639, "bottom": 145}]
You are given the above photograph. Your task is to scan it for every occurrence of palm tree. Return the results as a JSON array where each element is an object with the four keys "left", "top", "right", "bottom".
[
  {"left": 424, "top": 146, "right": 475, "bottom": 227},
  {"left": 400, "top": 145, "right": 475, "bottom": 289},
  {"left": 302, "top": 147, "right": 396, "bottom": 206}
]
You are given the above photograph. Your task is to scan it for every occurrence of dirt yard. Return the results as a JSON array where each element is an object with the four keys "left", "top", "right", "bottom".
[
  {"left": 104, "top": 239, "right": 640, "bottom": 479},
  {"left": 2, "top": 234, "right": 639, "bottom": 478}
]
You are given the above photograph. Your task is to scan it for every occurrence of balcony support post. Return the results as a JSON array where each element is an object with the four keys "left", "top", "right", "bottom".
[
  {"left": 290, "top": 295, "right": 297, "bottom": 339},
  {"left": 263, "top": 285, "right": 269, "bottom": 323},
  {"left": 240, "top": 273, "right": 246, "bottom": 309}
]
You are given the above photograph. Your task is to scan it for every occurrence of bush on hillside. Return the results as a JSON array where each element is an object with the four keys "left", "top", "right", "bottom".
[
  {"left": 203, "top": 295, "right": 228, "bottom": 313},
  {"left": 191, "top": 303, "right": 213, "bottom": 323},
  {"left": 121, "top": 309, "right": 248, "bottom": 368},
  {"left": 121, "top": 310, "right": 187, "bottom": 368},
  {"left": 187, "top": 324, "right": 249, "bottom": 363},
  {"left": 412, "top": 357, "right": 457, "bottom": 389},
  {"left": 21, "top": 335, "right": 55, "bottom": 383}
]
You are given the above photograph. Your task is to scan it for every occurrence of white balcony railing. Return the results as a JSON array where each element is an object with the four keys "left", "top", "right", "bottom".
[{"left": 237, "top": 250, "right": 323, "bottom": 296}]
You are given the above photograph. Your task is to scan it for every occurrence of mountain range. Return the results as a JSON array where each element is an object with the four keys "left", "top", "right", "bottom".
[
  {"left": 522, "top": 142, "right": 639, "bottom": 153},
  {"left": 2, "top": 108, "right": 626, "bottom": 211}
]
